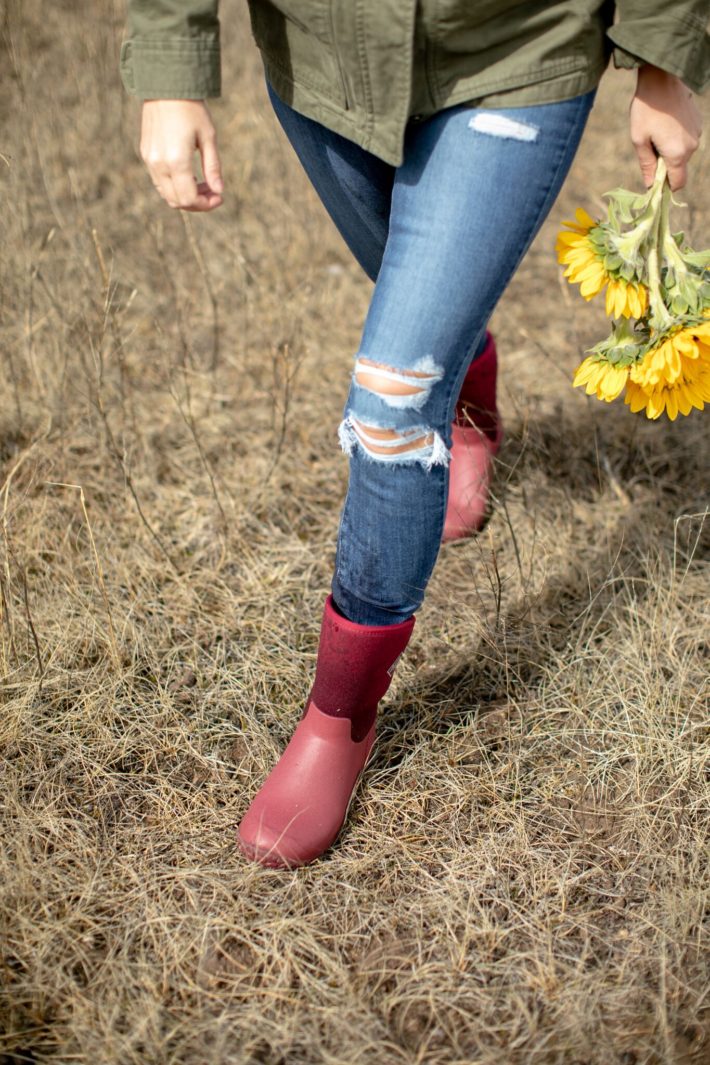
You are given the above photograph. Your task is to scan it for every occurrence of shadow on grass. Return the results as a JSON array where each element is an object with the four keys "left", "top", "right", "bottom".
[{"left": 375, "top": 401, "right": 707, "bottom": 757}]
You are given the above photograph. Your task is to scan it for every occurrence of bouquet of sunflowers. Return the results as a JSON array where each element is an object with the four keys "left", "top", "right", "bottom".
[{"left": 556, "top": 158, "right": 710, "bottom": 420}]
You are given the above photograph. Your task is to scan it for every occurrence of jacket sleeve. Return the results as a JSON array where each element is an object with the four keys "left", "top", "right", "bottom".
[
  {"left": 608, "top": 1, "right": 710, "bottom": 94},
  {"left": 119, "top": 0, "right": 221, "bottom": 99}
]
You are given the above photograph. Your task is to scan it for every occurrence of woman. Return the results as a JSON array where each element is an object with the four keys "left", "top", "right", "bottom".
[{"left": 120, "top": 1, "right": 707, "bottom": 869}]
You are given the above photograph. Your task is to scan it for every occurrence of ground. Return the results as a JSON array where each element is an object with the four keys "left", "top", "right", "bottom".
[{"left": 1, "top": 3, "right": 709, "bottom": 1063}]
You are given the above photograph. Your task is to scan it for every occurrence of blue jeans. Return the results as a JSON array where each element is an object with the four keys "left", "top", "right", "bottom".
[{"left": 267, "top": 82, "right": 596, "bottom": 625}]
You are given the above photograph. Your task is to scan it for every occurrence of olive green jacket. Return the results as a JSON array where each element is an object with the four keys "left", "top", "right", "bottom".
[{"left": 120, "top": 1, "right": 710, "bottom": 165}]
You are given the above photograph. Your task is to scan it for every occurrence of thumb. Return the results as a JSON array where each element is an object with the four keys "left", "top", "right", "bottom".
[
  {"left": 634, "top": 137, "right": 659, "bottom": 188},
  {"left": 199, "top": 128, "right": 224, "bottom": 194}
]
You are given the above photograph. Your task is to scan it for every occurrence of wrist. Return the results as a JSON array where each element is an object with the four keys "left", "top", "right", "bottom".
[{"left": 637, "top": 65, "right": 683, "bottom": 87}]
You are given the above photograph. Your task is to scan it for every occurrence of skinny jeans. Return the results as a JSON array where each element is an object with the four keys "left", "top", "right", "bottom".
[{"left": 267, "top": 80, "right": 596, "bottom": 625}]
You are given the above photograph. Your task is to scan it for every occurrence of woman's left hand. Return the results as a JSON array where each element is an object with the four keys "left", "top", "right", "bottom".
[{"left": 629, "top": 65, "right": 702, "bottom": 191}]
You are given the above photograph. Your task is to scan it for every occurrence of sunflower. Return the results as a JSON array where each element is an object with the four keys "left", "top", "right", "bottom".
[
  {"left": 630, "top": 319, "right": 710, "bottom": 388},
  {"left": 555, "top": 209, "right": 608, "bottom": 300},
  {"left": 624, "top": 374, "right": 710, "bottom": 419},
  {"left": 572, "top": 356, "right": 630, "bottom": 402},
  {"left": 605, "top": 277, "right": 648, "bottom": 319},
  {"left": 624, "top": 318, "right": 710, "bottom": 419},
  {"left": 556, "top": 209, "right": 648, "bottom": 316}
]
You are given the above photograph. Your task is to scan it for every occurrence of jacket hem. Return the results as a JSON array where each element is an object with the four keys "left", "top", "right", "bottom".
[
  {"left": 264, "top": 52, "right": 607, "bottom": 166},
  {"left": 428, "top": 59, "right": 606, "bottom": 116}
]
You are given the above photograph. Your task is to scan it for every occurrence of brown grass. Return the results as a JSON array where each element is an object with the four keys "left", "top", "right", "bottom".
[{"left": 1, "top": 2, "right": 709, "bottom": 1063}]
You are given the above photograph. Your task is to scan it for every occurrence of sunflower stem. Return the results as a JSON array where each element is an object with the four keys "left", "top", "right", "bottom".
[
  {"left": 610, "top": 162, "right": 666, "bottom": 270},
  {"left": 646, "top": 160, "right": 674, "bottom": 332},
  {"left": 660, "top": 179, "right": 690, "bottom": 287}
]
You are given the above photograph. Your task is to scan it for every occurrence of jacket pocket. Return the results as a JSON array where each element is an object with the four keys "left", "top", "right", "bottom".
[{"left": 248, "top": 0, "right": 347, "bottom": 106}]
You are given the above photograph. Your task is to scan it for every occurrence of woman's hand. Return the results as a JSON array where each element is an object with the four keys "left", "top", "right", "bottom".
[
  {"left": 140, "top": 99, "right": 224, "bottom": 211},
  {"left": 629, "top": 65, "right": 702, "bottom": 191}
]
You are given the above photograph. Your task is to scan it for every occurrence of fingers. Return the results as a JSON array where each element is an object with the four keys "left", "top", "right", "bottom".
[
  {"left": 632, "top": 137, "right": 660, "bottom": 189},
  {"left": 630, "top": 119, "right": 697, "bottom": 191},
  {"left": 150, "top": 166, "right": 180, "bottom": 208},
  {"left": 630, "top": 67, "right": 702, "bottom": 191},
  {"left": 662, "top": 153, "right": 689, "bottom": 193},
  {"left": 172, "top": 165, "right": 205, "bottom": 209},
  {"left": 198, "top": 127, "right": 224, "bottom": 195},
  {"left": 169, "top": 159, "right": 225, "bottom": 211},
  {"left": 139, "top": 100, "right": 224, "bottom": 212},
  {"left": 185, "top": 181, "right": 225, "bottom": 212},
  {"left": 148, "top": 159, "right": 223, "bottom": 211},
  {"left": 633, "top": 142, "right": 690, "bottom": 193}
]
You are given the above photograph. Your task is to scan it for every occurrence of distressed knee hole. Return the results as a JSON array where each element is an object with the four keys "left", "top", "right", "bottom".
[
  {"left": 353, "top": 356, "right": 443, "bottom": 410},
  {"left": 338, "top": 415, "right": 451, "bottom": 469},
  {"left": 355, "top": 358, "right": 435, "bottom": 397},
  {"left": 351, "top": 417, "right": 434, "bottom": 456}
]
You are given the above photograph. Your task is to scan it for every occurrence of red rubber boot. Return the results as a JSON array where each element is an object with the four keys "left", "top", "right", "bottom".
[
  {"left": 237, "top": 595, "right": 415, "bottom": 869},
  {"left": 442, "top": 332, "right": 503, "bottom": 543}
]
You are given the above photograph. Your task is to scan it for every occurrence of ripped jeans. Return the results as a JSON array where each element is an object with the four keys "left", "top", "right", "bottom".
[{"left": 267, "top": 81, "right": 596, "bottom": 625}]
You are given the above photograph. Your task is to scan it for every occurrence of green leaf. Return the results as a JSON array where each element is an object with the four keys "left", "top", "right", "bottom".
[
  {"left": 604, "top": 187, "right": 652, "bottom": 222},
  {"left": 606, "top": 201, "right": 620, "bottom": 231},
  {"left": 607, "top": 344, "right": 642, "bottom": 367},
  {"left": 589, "top": 231, "right": 608, "bottom": 253},
  {"left": 684, "top": 249, "right": 710, "bottom": 269}
]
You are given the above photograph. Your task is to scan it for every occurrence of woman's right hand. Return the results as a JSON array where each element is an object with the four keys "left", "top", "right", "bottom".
[
  {"left": 629, "top": 66, "right": 702, "bottom": 191},
  {"left": 140, "top": 99, "right": 224, "bottom": 211}
]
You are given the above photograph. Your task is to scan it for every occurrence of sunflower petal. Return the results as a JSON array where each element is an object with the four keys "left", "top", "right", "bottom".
[
  {"left": 646, "top": 391, "right": 665, "bottom": 419},
  {"left": 579, "top": 270, "right": 607, "bottom": 299},
  {"left": 665, "top": 389, "right": 679, "bottom": 420},
  {"left": 599, "top": 365, "right": 629, "bottom": 401},
  {"left": 676, "top": 384, "right": 693, "bottom": 416},
  {"left": 628, "top": 286, "right": 641, "bottom": 319},
  {"left": 638, "top": 285, "right": 648, "bottom": 316},
  {"left": 605, "top": 282, "right": 616, "bottom": 317},
  {"left": 625, "top": 382, "right": 649, "bottom": 413},
  {"left": 614, "top": 283, "right": 627, "bottom": 319},
  {"left": 575, "top": 207, "right": 597, "bottom": 229},
  {"left": 572, "top": 356, "right": 598, "bottom": 387}
]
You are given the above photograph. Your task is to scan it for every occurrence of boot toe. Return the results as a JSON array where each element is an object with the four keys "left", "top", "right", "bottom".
[
  {"left": 237, "top": 812, "right": 313, "bottom": 869},
  {"left": 236, "top": 701, "right": 384, "bottom": 870}
]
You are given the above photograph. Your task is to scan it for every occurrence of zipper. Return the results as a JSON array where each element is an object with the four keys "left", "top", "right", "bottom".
[{"left": 329, "top": 0, "right": 351, "bottom": 109}]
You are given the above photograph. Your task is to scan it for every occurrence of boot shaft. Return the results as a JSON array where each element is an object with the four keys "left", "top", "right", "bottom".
[{"left": 306, "top": 595, "right": 415, "bottom": 740}]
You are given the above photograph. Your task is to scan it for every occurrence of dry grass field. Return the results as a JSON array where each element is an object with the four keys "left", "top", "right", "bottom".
[{"left": 1, "top": 2, "right": 709, "bottom": 1063}]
